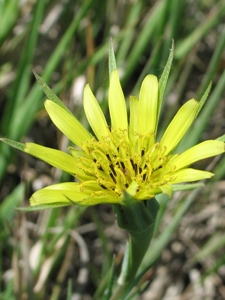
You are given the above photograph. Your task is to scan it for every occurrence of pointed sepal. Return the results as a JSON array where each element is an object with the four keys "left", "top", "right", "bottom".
[
  {"left": 108, "top": 38, "right": 117, "bottom": 77},
  {"left": 0, "top": 138, "right": 25, "bottom": 151}
]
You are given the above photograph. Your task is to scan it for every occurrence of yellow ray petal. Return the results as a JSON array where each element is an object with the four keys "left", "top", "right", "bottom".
[
  {"left": 129, "top": 95, "right": 139, "bottom": 143},
  {"left": 30, "top": 182, "right": 89, "bottom": 206},
  {"left": 138, "top": 75, "right": 158, "bottom": 135},
  {"left": 171, "top": 168, "right": 214, "bottom": 183},
  {"left": 160, "top": 99, "right": 199, "bottom": 155},
  {"left": 30, "top": 182, "right": 119, "bottom": 206},
  {"left": 169, "top": 140, "right": 225, "bottom": 170},
  {"left": 108, "top": 70, "right": 128, "bottom": 132},
  {"left": 129, "top": 96, "right": 139, "bottom": 133},
  {"left": 24, "top": 143, "right": 80, "bottom": 175},
  {"left": 78, "top": 194, "right": 119, "bottom": 205},
  {"left": 44, "top": 100, "right": 92, "bottom": 148},
  {"left": 83, "top": 84, "right": 109, "bottom": 140}
]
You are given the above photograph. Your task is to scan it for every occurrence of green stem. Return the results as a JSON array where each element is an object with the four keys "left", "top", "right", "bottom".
[
  {"left": 110, "top": 197, "right": 159, "bottom": 300},
  {"left": 110, "top": 228, "right": 154, "bottom": 300}
]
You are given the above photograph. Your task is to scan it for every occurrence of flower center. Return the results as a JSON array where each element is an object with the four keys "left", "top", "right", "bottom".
[{"left": 75, "top": 129, "right": 172, "bottom": 199}]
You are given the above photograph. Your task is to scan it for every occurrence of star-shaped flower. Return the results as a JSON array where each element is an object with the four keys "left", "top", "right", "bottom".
[{"left": 1, "top": 66, "right": 224, "bottom": 208}]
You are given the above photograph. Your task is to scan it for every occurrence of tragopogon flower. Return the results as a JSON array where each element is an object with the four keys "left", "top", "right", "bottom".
[{"left": 2, "top": 69, "right": 224, "bottom": 207}]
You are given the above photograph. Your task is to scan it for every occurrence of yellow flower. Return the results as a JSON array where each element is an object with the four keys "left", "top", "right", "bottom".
[{"left": 2, "top": 70, "right": 224, "bottom": 207}]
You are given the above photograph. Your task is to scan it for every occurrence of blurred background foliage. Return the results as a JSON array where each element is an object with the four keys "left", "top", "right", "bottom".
[{"left": 0, "top": 0, "right": 225, "bottom": 299}]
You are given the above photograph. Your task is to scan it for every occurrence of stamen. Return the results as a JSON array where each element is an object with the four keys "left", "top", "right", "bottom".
[
  {"left": 109, "top": 163, "right": 116, "bottom": 176},
  {"left": 110, "top": 172, "right": 116, "bottom": 183},
  {"left": 106, "top": 153, "right": 112, "bottom": 162},
  {"left": 120, "top": 161, "right": 125, "bottom": 170},
  {"left": 100, "top": 184, "right": 107, "bottom": 189},
  {"left": 78, "top": 129, "right": 171, "bottom": 200}
]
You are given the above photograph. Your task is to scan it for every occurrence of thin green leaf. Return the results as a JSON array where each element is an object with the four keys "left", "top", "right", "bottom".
[
  {"left": 196, "top": 28, "right": 225, "bottom": 99},
  {"left": 122, "top": 0, "right": 165, "bottom": 83},
  {"left": 93, "top": 256, "right": 116, "bottom": 300},
  {"left": 139, "top": 188, "right": 200, "bottom": 275},
  {"left": 101, "top": 256, "right": 116, "bottom": 300},
  {"left": 177, "top": 67, "right": 225, "bottom": 151},
  {"left": 1, "top": 0, "right": 46, "bottom": 134},
  {"left": 195, "top": 233, "right": 225, "bottom": 261},
  {"left": 175, "top": 3, "right": 225, "bottom": 59},
  {"left": 0, "top": 183, "right": 25, "bottom": 222},
  {"left": 66, "top": 279, "right": 73, "bottom": 300}
]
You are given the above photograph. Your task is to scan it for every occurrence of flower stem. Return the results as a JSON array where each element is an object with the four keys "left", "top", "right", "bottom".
[{"left": 110, "top": 196, "right": 159, "bottom": 300}]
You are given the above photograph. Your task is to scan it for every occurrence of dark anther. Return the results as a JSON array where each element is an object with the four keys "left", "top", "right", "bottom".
[
  {"left": 130, "top": 159, "right": 137, "bottom": 173},
  {"left": 125, "top": 183, "right": 129, "bottom": 188},
  {"left": 141, "top": 149, "right": 145, "bottom": 157},
  {"left": 130, "top": 159, "right": 135, "bottom": 170},
  {"left": 100, "top": 184, "right": 107, "bottom": 189},
  {"left": 93, "top": 158, "right": 104, "bottom": 171},
  {"left": 143, "top": 173, "right": 146, "bottom": 180},
  {"left": 134, "top": 164, "right": 138, "bottom": 173},
  {"left": 130, "top": 159, "right": 135, "bottom": 168},
  {"left": 120, "top": 161, "right": 125, "bottom": 169},
  {"left": 110, "top": 172, "right": 116, "bottom": 183},
  {"left": 153, "top": 165, "right": 162, "bottom": 172},
  {"left": 139, "top": 167, "right": 142, "bottom": 173},
  {"left": 106, "top": 154, "right": 112, "bottom": 162},
  {"left": 110, "top": 163, "right": 116, "bottom": 176}
]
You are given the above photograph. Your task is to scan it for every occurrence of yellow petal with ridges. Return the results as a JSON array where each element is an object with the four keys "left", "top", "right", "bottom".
[
  {"left": 30, "top": 182, "right": 89, "bottom": 206},
  {"left": 108, "top": 69, "right": 128, "bottom": 132},
  {"left": 160, "top": 99, "right": 199, "bottom": 155},
  {"left": 44, "top": 100, "right": 92, "bottom": 148},
  {"left": 77, "top": 194, "right": 119, "bottom": 205},
  {"left": 83, "top": 84, "right": 109, "bottom": 140},
  {"left": 24, "top": 143, "right": 80, "bottom": 175},
  {"left": 129, "top": 95, "right": 139, "bottom": 144},
  {"left": 69, "top": 147, "right": 88, "bottom": 158},
  {"left": 169, "top": 140, "right": 225, "bottom": 170},
  {"left": 138, "top": 75, "right": 158, "bottom": 135},
  {"left": 171, "top": 168, "right": 214, "bottom": 183},
  {"left": 129, "top": 96, "right": 139, "bottom": 133},
  {"left": 30, "top": 182, "right": 119, "bottom": 206}
]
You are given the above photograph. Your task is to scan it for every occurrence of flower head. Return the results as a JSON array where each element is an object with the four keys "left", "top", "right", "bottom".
[{"left": 2, "top": 66, "right": 224, "bottom": 208}]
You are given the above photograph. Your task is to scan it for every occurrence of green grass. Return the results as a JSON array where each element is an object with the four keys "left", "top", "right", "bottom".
[{"left": 0, "top": 0, "right": 225, "bottom": 299}]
